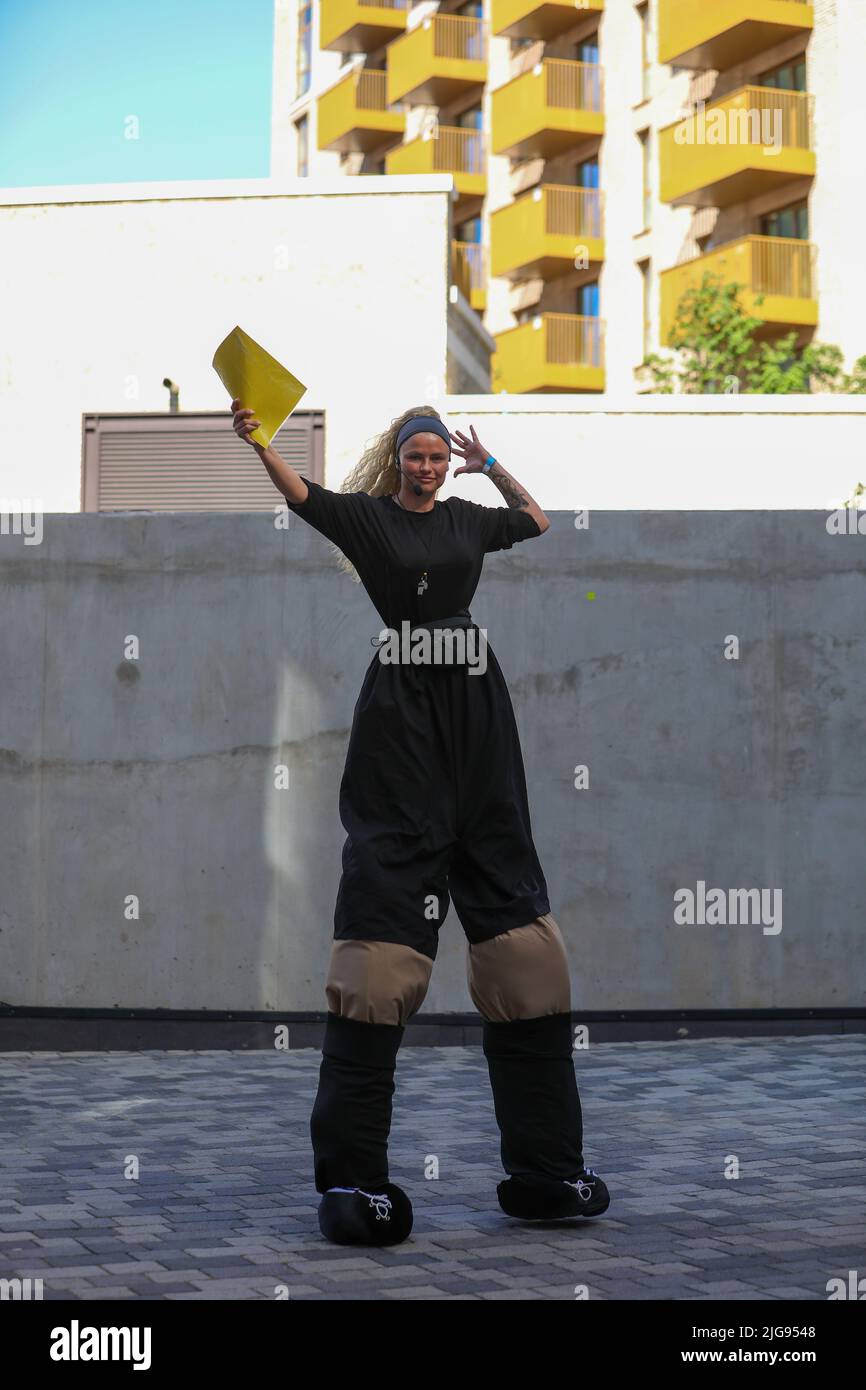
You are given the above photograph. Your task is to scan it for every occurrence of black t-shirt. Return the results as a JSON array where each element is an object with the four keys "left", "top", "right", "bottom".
[{"left": 285, "top": 480, "right": 541, "bottom": 629}]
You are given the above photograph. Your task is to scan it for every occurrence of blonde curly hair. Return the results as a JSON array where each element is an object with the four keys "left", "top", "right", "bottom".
[{"left": 329, "top": 404, "right": 448, "bottom": 581}]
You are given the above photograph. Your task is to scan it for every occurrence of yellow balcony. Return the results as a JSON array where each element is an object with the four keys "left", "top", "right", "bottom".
[
  {"left": 317, "top": 69, "right": 405, "bottom": 153},
  {"left": 320, "top": 0, "right": 409, "bottom": 53},
  {"left": 660, "top": 235, "right": 817, "bottom": 344},
  {"left": 659, "top": 86, "right": 814, "bottom": 208},
  {"left": 659, "top": 0, "right": 813, "bottom": 71},
  {"left": 492, "top": 0, "right": 604, "bottom": 41},
  {"left": 492, "top": 60, "right": 603, "bottom": 160},
  {"left": 386, "top": 127, "right": 486, "bottom": 199},
  {"left": 387, "top": 13, "right": 487, "bottom": 107},
  {"left": 451, "top": 241, "right": 487, "bottom": 312},
  {"left": 490, "top": 184, "right": 603, "bottom": 281},
  {"left": 492, "top": 314, "right": 604, "bottom": 393}
]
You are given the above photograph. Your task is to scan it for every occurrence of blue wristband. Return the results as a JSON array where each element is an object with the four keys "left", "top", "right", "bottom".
[{"left": 482, "top": 455, "right": 497, "bottom": 473}]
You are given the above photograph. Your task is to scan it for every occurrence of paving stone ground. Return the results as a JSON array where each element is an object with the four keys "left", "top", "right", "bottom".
[{"left": 1, "top": 1036, "right": 864, "bottom": 1301}]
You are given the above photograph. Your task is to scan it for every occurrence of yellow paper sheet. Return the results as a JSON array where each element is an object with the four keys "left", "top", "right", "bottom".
[{"left": 212, "top": 325, "right": 306, "bottom": 449}]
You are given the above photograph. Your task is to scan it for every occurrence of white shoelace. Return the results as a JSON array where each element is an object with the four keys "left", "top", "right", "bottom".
[
  {"left": 327, "top": 1187, "right": 393, "bottom": 1220},
  {"left": 564, "top": 1168, "right": 598, "bottom": 1200}
]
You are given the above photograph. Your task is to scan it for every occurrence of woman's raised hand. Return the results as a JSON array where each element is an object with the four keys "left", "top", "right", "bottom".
[
  {"left": 449, "top": 423, "right": 492, "bottom": 477},
  {"left": 231, "top": 398, "right": 262, "bottom": 447}
]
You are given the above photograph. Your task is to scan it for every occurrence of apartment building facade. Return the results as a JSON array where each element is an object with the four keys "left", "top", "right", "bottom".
[{"left": 273, "top": 1, "right": 866, "bottom": 394}]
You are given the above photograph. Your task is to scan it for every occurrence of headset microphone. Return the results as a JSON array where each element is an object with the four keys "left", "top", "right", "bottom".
[{"left": 396, "top": 461, "right": 423, "bottom": 496}]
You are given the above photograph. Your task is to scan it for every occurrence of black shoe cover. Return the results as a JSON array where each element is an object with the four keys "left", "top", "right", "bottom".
[
  {"left": 317, "top": 1182, "right": 413, "bottom": 1246},
  {"left": 497, "top": 1169, "right": 610, "bottom": 1221}
]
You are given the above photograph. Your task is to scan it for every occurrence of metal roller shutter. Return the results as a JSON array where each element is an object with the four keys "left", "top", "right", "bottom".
[{"left": 81, "top": 411, "right": 323, "bottom": 511}]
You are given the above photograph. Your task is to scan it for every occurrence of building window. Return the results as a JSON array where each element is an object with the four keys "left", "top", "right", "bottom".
[
  {"left": 454, "top": 0, "right": 484, "bottom": 60},
  {"left": 575, "top": 35, "right": 601, "bottom": 110},
  {"left": 639, "top": 128, "right": 651, "bottom": 228},
  {"left": 457, "top": 105, "right": 483, "bottom": 130},
  {"left": 454, "top": 108, "right": 483, "bottom": 174},
  {"left": 457, "top": 216, "right": 482, "bottom": 245},
  {"left": 295, "top": 114, "right": 309, "bottom": 177},
  {"left": 637, "top": 3, "right": 651, "bottom": 102},
  {"left": 576, "top": 157, "right": 600, "bottom": 189},
  {"left": 759, "top": 57, "right": 807, "bottom": 91},
  {"left": 576, "top": 36, "right": 600, "bottom": 65},
  {"left": 638, "top": 259, "right": 651, "bottom": 357},
  {"left": 761, "top": 200, "right": 809, "bottom": 239},
  {"left": 577, "top": 281, "right": 600, "bottom": 318},
  {"left": 297, "top": 1, "right": 312, "bottom": 98}
]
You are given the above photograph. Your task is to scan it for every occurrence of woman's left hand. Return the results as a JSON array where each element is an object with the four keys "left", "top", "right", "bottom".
[{"left": 449, "top": 424, "right": 493, "bottom": 477}]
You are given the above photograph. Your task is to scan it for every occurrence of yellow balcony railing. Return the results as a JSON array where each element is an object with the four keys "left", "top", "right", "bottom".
[
  {"left": 660, "top": 235, "right": 817, "bottom": 343},
  {"left": 387, "top": 13, "right": 487, "bottom": 107},
  {"left": 317, "top": 69, "right": 405, "bottom": 153},
  {"left": 659, "top": 85, "right": 815, "bottom": 208},
  {"left": 492, "top": 0, "right": 604, "bottom": 42},
  {"left": 492, "top": 59, "right": 604, "bottom": 159},
  {"left": 451, "top": 241, "right": 487, "bottom": 311},
  {"left": 320, "top": 0, "right": 410, "bottom": 54},
  {"left": 492, "top": 314, "right": 605, "bottom": 393},
  {"left": 490, "top": 184, "right": 603, "bottom": 281},
  {"left": 386, "top": 127, "right": 486, "bottom": 198},
  {"left": 659, "top": 0, "right": 813, "bottom": 71}
]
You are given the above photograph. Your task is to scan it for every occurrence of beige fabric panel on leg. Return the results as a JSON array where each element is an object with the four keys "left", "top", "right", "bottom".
[
  {"left": 325, "top": 939, "right": 433, "bottom": 1026},
  {"left": 466, "top": 912, "right": 572, "bottom": 1023}
]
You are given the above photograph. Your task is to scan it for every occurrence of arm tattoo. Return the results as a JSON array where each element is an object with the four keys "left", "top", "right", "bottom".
[{"left": 491, "top": 469, "right": 530, "bottom": 510}]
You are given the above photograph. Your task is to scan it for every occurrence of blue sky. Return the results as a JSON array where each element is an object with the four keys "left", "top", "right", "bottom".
[{"left": 0, "top": 0, "right": 274, "bottom": 187}]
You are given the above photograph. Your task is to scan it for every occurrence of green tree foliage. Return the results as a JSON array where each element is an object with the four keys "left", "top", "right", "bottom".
[{"left": 638, "top": 272, "right": 866, "bottom": 395}]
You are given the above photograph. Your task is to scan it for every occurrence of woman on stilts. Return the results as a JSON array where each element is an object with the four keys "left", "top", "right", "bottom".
[{"left": 231, "top": 399, "right": 611, "bottom": 1245}]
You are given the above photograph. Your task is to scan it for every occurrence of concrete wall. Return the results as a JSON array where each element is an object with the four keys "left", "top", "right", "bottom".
[{"left": 2, "top": 508, "right": 864, "bottom": 1014}]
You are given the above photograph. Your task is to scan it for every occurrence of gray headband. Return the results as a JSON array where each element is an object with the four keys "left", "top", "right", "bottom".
[{"left": 395, "top": 415, "right": 452, "bottom": 457}]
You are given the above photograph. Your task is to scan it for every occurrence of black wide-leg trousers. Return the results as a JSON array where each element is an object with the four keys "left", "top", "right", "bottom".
[{"left": 310, "top": 647, "right": 584, "bottom": 1196}]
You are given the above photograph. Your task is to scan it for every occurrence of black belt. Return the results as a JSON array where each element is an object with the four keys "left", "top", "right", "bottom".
[
  {"left": 412, "top": 614, "right": 473, "bottom": 631},
  {"left": 371, "top": 614, "right": 475, "bottom": 648}
]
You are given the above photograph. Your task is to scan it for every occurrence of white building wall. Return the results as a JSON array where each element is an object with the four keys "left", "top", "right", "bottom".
[
  {"left": 0, "top": 160, "right": 862, "bottom": 518},
  {"left": 0, "top": 177, "right": 454, "bottom": 508},
  {"left": 601, "top": 0, "right": 692, "bottom": 392},
  {"left": 808, "top": 0, "right": 866, "bottom": 362}
]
